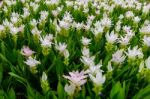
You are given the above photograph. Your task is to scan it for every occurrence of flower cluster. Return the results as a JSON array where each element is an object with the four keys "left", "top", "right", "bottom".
[{"left": 0, "top": 0, "right": 150, "bottom": 98}]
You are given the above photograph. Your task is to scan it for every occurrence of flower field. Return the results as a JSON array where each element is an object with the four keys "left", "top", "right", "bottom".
[{"left": 0, "top": 0, "right": 150, "bottom": 99}]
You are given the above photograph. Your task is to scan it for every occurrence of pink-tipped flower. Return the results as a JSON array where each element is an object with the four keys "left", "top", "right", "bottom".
[
  {"left": 21, "top": 46, "right": 35, "bottom": 57},
  {"left": 63, "top": 71, "right": 87, "bottom": 89}
]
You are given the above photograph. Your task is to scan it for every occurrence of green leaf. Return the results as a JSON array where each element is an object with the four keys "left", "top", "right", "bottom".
[
  {"left": 9, "top": 72, "right": 27, "bottom": 86},
  {"left": 0, "top": 90, "right": 5, "bottom": 99},
  {"left": 133, "top": 85, "right": 150, "bottom": 99},
  {"left": 0, "top": 64, "right": 3, "bottom": 84},
  {"left": 27, "top": 85, "right": 35, "bottom": 99},
  {"left": 57, "top": 81, "right": 64, "bottom": 99},
  {"left": 8, "top": 88, "right": 16, "bottom": 99},
  {"left": 110, "top": 82, "right": 125, "bottom": 99},
  {"left": 52, "top": 92, "right": 58, "bottom": 99}
]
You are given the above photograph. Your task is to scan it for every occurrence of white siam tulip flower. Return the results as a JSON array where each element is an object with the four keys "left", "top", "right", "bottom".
[
  {"left": 142, "top": 4, "right": 150, "bottom": 14},
  {"left": 81, "top": 36, "right": 91, "bottom": 46},
  {"left": 20, "top": 0, "right": 25, "bottom": 3},
  {"left": 41, "top": 72, "right": 48, "bottom": 81},
  {"left": 0, "top": 25, "right": 5, "bottom": 32},
  {"left": 4, "top": 0, "right": 12, "bottom": 6},
  {"left": 145, "top": 56, "right": 150, "bottom": 69},
  {"left": 92, "top": 27, "right": 104, "bottom": 37},
  {"left": 30, "top": 19, "right": 38, "bottom": 27},
  {"left": 123, "top": 26, "right": 131, "bottom": 33},
  {"left": 125, "top": 46, "right": 143, "bottom": 59},
  {"left": 41, "top": 72, "right": 50, "bottom": 92},
  {"left": 64, "top": 83, "right": 75, "bottom": 96},
  {"left": 10, "top": 27, "right": 19, "bottom": 35},
  {"left": 24, "top": 56, "right": 40, "bottom": 68},
  {"left": 87, "top": 15, "right": 95, "bottom": 21},
  {"left": 105, "top": 31, "right": 118, "bottom": 44},
  {"left": 30, "top": 2, "right": 39, "bottom": 12},
  {"left": 118, "top": 35, "right": 130, "bottom": 46},
  {"left": 58, "top": 12, "right": 73, "bottom": 30},
  {"left": 31, "top": 27, "right": 41, "bottom": 37},
  {"left": 66, "top": 1, "right": 74, "bottom": 7},
  {"left": 22, "top": 7, "right": 30, "bottom": 18},
  {"left": 73, "top": 22, "right": 83, "bottom": 30},
  {"left": 107, "top": 61, "right": 113, "bottom": 72},
  {"left": 112, "top": 49, "right": 126, "bottom": 64},
  {"left": 143, "top": 36, "right": 150, "bottom": 47},
  {"left": 40, "top": 34, "right": 53, "bottom": 48},
  {"left": 40, "top": 11, "right": 49, "bottom": 20},
  {"left": 50, "top": 0, "right": 59, "bottom": 5},
  {"left": 101, "top": 14, "right": 111, "bottom": 28},
  {"left": 63, "top": 12, "right": 73, "bottom": 23},
  {"left": 63, "top": 49, "right": 69, "bottom": 59},
  {"left": 119, "top": 14, "right": 124, "bottom": 20},
  {"left": 81, "top": 47, "right": 90, "bottom": 57},
  {"left": 140, "top": 24, "right": 150, "bottom": 34},
  {"left": 89, "top": 72, "right": 105, "bottom": 86},
  {"left": 126, "top": 30, "right": 135, "bottom": 38},
  {"left": 55, "top": 42, "right": 69, "bottom": 58},
  {"left": 134, "top": 16, "right": 141, "bottom": 23},
  {"left": 80, "top": 56, "right": 95, "bottom": 67},
  {"left": 52, "top": 10, "right": 59, "bottom": 17},
  {"left": 115, "top": 20, "right": 121, "bottom": 32},
  {"left": 59, "top": 20, "right": 70, "bottom": 29},
  {"left": 21, "top": 46, "right": 35, "bottom": 57},
  {"left": 125, "top": 11, "right": 134, "bottom": 18},
  {"left": 55, "top": 42, "right": 67, "bottom": 53},
  {"left": 18, "top": 25, "right": 25, "bottom": 32},
  {"left": 3, "top": 19, "right": 13, "bottom": 29},
  {"left": 84, "top": 24, "right": 90, "bottom": 31},
  {"left": 63, "top": 71, "right": 87, "bottom": 89},
  {"left": 139, "top": 61, "right": 144, "bottom": 72},
  {"left": 92, "top": 21, "right": 104, "bottom": 37},
  {"left": 11, "top": 16, "right": 19, "bottom": 24},
  {"left": 85, "top": 64, "right": 102, "bottom": 75}
]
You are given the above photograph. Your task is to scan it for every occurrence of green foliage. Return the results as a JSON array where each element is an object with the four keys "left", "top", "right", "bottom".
[{"left": 110, "top": 82, "right": 125, "bottom": 99}]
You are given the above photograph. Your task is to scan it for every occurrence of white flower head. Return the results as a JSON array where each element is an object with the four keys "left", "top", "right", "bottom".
[
  {"left": 31, "top": 27, "right": 41, "bottom": 37},
  {"left": 139, "top": 61, "right": 144, "bottom": 72},
  {"left": 107, "top": 61, "right": 113, "bottom": 72},
  {"left": 64, "top": 83, "right": 75, "bottom": 96},
  {"left": 125, "top": 46, "right": 143, "bottom": 59},
  {"left": 41, "top": 72, "right": 48, "bottom": 81},
  {"left": 85, "top": 64, "right": 102, "bottom": 75},
  {"left": 82, "top": 47, "right": 90, "bottom": 57},
  {"left": 106, "top": 31, "right": 118, "bottom": 44},
  {"left": 63, "top": 70, "right": 87, "bottom": 88},
  {"left": 80, "top": 56, "right": 95, "bottom": 67},
  {"left": 143, "top": 36, "right": 150, "bottom": 47},
  {"left": 40, "top": 34, "right": 53, "bottom": 48},
  {"left": 81, "top": 36, "right": 91, "bottom": 46},
  {"left": 55, "top": 42, "right": 67, "bottom": 53},
  {"left": 125, "top": 11, "right": 134, "bottom": 18},
  {"left": 21, "top": 46, "right": 35, "bottom": 57},
  {"left": 24, "top": 56, "right": 40, "bottom": 67},
  {"left": 89, "top": 72, "right": 105, "bottom": 87},
  {"left": 145, "top": 56, "right": 150, "bottom": 69},
  {"left": 10, "top": 27, "right": 19, "bottom": 35},
  {"left": 112, "top": 49, "right": 126, "bottom": 64},
  {"left": 40, "top": 11, "right": 49, "bottom": 20}
]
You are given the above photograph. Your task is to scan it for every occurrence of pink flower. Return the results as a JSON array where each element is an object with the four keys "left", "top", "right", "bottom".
[
  {"left": 63, "top": 71, "right": 87, "bottom": 89},
  {"left": 21, "top": 46, "right": 35, "bottom": 57}
]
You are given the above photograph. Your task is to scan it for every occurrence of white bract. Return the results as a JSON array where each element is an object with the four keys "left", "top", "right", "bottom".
[
  {"left": 24, "top": 57, "right": 40, "bottom": 67},
  {"left": 112, "top": 49, "right": 126, "bottom": 64},
  {"left": 89, "top": 72, "right": 105, "bottom": 86}
]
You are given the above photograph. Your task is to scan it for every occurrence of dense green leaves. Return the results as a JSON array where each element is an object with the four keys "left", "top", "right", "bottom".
[{"left": 110, "top": 82, "right": 125, "bottom": 99}]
